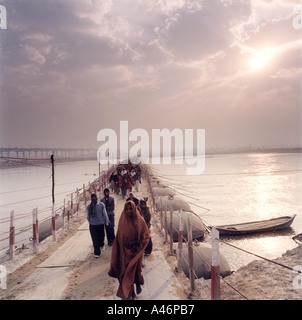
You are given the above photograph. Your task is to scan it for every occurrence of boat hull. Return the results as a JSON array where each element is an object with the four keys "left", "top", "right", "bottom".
[{"left": 212, "top": 214, "right": 296, "bottom": 236}]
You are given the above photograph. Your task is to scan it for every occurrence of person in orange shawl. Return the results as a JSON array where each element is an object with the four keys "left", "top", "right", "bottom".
[{"left": 108, "top": 200, "right": 150, "bottom": 300}]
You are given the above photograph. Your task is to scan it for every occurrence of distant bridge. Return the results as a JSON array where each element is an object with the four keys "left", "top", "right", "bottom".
[{"left": 0, "top": 147, "right": 98, "bottom": 160}]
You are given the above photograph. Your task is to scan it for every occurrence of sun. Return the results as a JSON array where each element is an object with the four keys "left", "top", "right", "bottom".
[{"left": 248, "top": 47, "right": 275, "bottom": 71}]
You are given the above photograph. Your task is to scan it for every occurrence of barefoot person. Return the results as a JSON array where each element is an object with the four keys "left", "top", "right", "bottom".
[{"left": 108, "top": 200, "right": 150, "bottom": 300}]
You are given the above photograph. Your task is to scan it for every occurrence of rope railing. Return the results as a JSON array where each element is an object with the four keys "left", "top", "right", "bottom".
[
  {"left": 0, "top": 165, "right": 118, "bottom": 263},
  {"left": 144, "top": 165, "right": 301, "bottom": 300},
  {"left": 1, "top": 163, "right": 299, "bottom": 298}
]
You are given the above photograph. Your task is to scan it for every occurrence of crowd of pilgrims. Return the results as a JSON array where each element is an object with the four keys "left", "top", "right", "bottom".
[
  {"left": 107, "top": 162, "right": 151, "bottom": 230},
  {"left": 108, "top": 162, "right": 142, "bottom": 199},
  {"left": 87, "top": 161, "right": 153, "bottom": 299},
  {"left": 106, "top": 162, "right": 153, "bottom": 299}
]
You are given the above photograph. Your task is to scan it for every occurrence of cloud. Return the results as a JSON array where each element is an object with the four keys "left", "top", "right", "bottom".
[{"left": 0, "top": 0, "right": 301, "bottom": 150}]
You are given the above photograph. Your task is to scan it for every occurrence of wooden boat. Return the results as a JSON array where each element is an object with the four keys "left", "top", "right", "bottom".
[{"left": 211, "top": 214, "right": 296, "bottom": 236}]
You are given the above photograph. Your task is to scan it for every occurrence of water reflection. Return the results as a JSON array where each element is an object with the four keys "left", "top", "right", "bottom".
[
  {"left": 218, "top": 230, "right": 298, "bottom": 271},
  {"left": 241, "top": 153, "right": 290, "bottom": 219}
]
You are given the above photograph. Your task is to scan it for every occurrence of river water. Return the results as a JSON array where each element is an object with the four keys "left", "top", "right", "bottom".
[
  {"left": 1, "top": 152, "right": 302, "bottom": 270},
  {"left": 149, "top": 151, "right": 302, "bottom": 270},
  {"left": 0, "top": 160, "right": 108, "bottom": 260}
]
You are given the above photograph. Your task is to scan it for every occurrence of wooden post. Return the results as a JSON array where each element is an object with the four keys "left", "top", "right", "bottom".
[
  {"left": 169, "top": 210, "right": 174, "bottom": 254},
  {"left": 164, "top": 208, "right": 168, "bottom": 243},
  {"left": 36, "top": 207, "right": 39, "bottom": 245},
  {"left": 67, "top": 201, "right": 70, "bottom": 230},
  {"left": 62, "top": 198, "right": 66, "bottom": 230},
  {"left": 9, "top": 210, "right": 15, "bottom": 260},
  {"left": 32, "top": 208, "right": 38, "bottom": 254},
  {"left": 211, "top": 227, "right": 221, "bottom": 300},
  {"left": 160, "top": 197, "right": 163, "bottom": 230},
  {"left": 151, "top": 175, "right": 156, "bottom": 210},
  {"left": 51, "top": 154, "right": 56, "bottom": 241},
  {"left": 51, "top": 204, "right": 56, "bottom": 241},
  {"left": 71, "top": 192, "right": 74, "bottom": 221},
  {"left": 51, "top": 154, "right": 55, "bottom": 204},
  {"left": 83, "top": 183, "right": 87, "bottom": 206},
  {"left": 177, "top": 211, "right": 183, "bottom": 272},
  {"left": 76, "top": 188, "right": 79, "bottom": 220},
  {"left": 187, "top": 213, "right": 195, "bottom": 292}
]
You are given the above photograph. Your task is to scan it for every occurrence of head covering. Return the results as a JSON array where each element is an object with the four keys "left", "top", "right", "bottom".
[
  {"left": 108, "top": 200, "right": 150, "bottom": 299},
  {"left": 139, "top": 199, "right": 146, "bottom": 206},
  {"left": 89, "top": 194, "right": 97, "bottom": 216}
]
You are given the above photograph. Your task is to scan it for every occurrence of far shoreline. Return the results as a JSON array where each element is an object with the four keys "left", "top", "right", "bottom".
[{"left": 1, "top": 147, "right": 301, "bottom": 170}]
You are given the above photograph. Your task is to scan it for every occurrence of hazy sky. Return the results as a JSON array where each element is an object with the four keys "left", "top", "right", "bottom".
[{"left": 0, "top": 0, "right": 301, "bottom": 151}]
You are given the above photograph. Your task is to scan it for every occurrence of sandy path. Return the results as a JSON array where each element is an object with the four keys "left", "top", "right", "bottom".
[
  {"left": 0, "top": 180, "right": 189, "bottom": 300},
  {"left": 1, "top": 177, "right": 301, "bottom": 301}
]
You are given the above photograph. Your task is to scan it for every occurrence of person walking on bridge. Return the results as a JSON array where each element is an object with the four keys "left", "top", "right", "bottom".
[
  {"left": 108, "top": 200, "right": 150, "bottom": 300},
  {"left": 86, "top": 193, "right": 109, "bottom": 258},
  {"left": 101, "top": 188, "right": 115, "bottom": 246}
]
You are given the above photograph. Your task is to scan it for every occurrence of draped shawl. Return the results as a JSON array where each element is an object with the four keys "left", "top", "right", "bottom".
[{"left": 108, "top": 200, "right": 150, "bottom": 299}]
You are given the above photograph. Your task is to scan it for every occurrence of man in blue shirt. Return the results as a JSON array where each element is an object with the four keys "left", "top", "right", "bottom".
[{"left": 87, "top": 193, "right": 109, "bottom": 257}]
